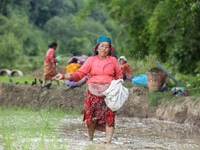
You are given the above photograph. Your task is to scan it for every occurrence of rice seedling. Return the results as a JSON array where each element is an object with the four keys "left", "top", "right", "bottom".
[{"left": 0, "top": 106, "right": 82, "bottom": 149}]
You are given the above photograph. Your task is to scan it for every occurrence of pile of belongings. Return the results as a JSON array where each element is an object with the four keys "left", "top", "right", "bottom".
[
  {"left": 169, "top": 87, "right": 188, "bottom": 96},
  {"left": 68, "top": 55, "right": 88, "bottom": 65}
]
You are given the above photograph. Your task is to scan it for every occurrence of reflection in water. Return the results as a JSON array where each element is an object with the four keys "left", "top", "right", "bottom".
[{"left": 59, "top": 116, "right": 200, "bottom": 150}]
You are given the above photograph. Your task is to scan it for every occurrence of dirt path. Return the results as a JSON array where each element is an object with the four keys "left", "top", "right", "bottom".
[{"left": 0, "top": 82, "right": 200, "bottom": 126}]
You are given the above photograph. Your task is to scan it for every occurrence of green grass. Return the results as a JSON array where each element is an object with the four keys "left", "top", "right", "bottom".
[
  {"left": 0, "top": 76, "right": 41, "bottom": 85},
  {"left": 122, "top": 81, "right": 133, "bottom": 89},
  {"left": 0, "top": 75, "right": 64, "bottom": 87},
  {"left": 146, "top": 89, "right": 190, "bottom": 107},
  {"left": 57, "top": 56, "right": 71, "bottom": 67},
  {"left": 0, "top": 106, "right": 82, "bottom": 150}
]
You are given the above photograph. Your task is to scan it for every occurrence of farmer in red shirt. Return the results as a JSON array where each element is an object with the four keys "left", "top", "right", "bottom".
[{"left": 53, "top": 36, "right": 123, "bottom": 144}]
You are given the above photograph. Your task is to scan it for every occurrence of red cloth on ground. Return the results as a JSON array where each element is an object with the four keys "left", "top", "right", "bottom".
[{"left": 83, "top": 90, "right": 115, "bottom": 132}]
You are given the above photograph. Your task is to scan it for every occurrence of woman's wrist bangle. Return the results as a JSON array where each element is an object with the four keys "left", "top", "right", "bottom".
[{"left": 61, "top": 74, "right": 65, "bottom": 79}]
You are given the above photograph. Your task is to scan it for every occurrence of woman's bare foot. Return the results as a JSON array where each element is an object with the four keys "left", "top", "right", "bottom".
[
  {"left": 87, "top": 120, "right": 97, "bottom": 141},
  {"left": 106, "top": 126, "right": 114, "bottom": 144}
]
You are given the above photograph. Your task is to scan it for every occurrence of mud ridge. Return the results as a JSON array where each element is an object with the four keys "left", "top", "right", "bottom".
[{"left": 0, "top": 82, "right": 200, "bottom": 126}]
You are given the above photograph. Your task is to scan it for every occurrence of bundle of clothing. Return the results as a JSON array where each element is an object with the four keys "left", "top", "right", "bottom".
[{"left": 169, "top": 87, "right": 188, "bottom": 96}]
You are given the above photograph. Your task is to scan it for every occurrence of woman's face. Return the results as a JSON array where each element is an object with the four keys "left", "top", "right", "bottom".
[
  {"left": 53, "top": 46, "right": 57, "bottom": 50},
  {"left": 119, "top": 59, "right": 125, "bottom": 65},
  {"left": 97, "top": 42, "right": 110, "bottom": 60}
]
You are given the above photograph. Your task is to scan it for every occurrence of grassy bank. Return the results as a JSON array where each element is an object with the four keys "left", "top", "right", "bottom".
[
  {"left": 0, "top": 76, "right": 39, "bottom": 85},
  {"left": 0, "top": 76, "right": 63, "bottom": 87},
  {"left": 1, "top": 54, "right": 200, "bottom": 109},
  {"left": 0, "top": 106, "right": 82, "bottom": 150}
]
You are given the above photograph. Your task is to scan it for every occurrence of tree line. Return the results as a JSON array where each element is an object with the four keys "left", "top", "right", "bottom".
[
  {"left": 82, "top": 0, "right": 200, "bottom": 74},
  {"left": 1, "top": 0, "right": 200, "bottom": 75},
  {"left": 0, "top": 0, "right": 118, "bottom": 73}
]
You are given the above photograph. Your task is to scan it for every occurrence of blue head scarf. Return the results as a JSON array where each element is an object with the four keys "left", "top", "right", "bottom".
[{"left": 97, "top": 36, "right": 111, "bottom": 44}]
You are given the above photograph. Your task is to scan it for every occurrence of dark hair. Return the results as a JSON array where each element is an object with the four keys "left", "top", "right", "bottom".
[
  {"left": 113, "top": 55, "right": 118, "bottom": 59},
  {"left": 71, "top": 58, "right": 78, "bottom": 63},
  {"left": 93, "top": 44, "right": 111, "bottom": 56},
  {"left": 93, "top": 44, "right": 99, "bottom": 56},
  {"left": 48, "top": 42, "right": 57, "bottom": 48}
]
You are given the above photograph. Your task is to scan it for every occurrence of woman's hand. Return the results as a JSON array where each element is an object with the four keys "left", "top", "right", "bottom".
[
  {"left": 52, "top": 74, "right": 71, "bottom": 81},
  {"left": 52, "top": 74, "right": 64, "bottom": 81}
]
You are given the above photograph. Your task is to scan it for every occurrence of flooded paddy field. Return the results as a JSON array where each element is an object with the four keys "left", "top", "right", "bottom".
[
  {"left": 60, "top": 116, "right": 200, "bottom": 150},
  {"left": 0, "top": 106, "right": 200, "bottom": 150}
]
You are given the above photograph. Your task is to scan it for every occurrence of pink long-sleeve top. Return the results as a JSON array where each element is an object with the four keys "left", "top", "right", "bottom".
[
  {"left": 44, "top": 48, "right": 57, "bottom": 65},
  {"left": 70, "top": 55, "right": 123, "bottom": 84}
]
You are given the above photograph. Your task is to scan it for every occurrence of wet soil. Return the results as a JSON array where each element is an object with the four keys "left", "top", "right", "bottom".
[
  {"left": 60, "top": 116, "right": 200, "bottom": 150},
  {"left": 0, "top": 82, "right": 200, "bottom": 127},
  {"left": 0, "top": 82, "right": 85, "bottom": 109}
]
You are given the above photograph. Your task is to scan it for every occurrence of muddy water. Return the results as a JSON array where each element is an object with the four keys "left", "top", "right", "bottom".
[{"left": 59, "top": 116, "right": 200, "bottom": 150}]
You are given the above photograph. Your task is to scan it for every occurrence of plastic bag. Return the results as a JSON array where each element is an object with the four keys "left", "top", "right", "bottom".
[
  {"left": 132, "top": 74, "right": 147, "bottom": 85},
  {"left": 68, "top": 55, "right": 88, "bottom": 65},
  {"left": 170, "top": 87, "right": 185, "bottom": 92},
  {"left": 56, "top": 55, "right": 61, "bottom": 65},
  {"left": 103, "top": 79, "right": 129, "bottom": 111}
]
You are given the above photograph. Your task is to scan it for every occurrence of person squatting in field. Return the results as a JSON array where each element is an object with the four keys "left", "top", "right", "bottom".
[
  {"left": 119, "top": 56, "right": 133, "bottom": 81},
  {"left": 65, "top": 57, "right": 89, "bottom": 88}
]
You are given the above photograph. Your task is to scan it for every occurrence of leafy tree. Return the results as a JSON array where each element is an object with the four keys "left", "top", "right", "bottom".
[
  {"left": 0, "top": 0, "right": 117, "bottom": 73},
  {"left": 88, "top": 7, "right": 109, "bottom": 24},
  {"left": 71, "top": 0, "right": 84, "bottom": 14},
  {"left": 82, "top": 0, "right": 200, "bottom": 74},
  {"left": 80, "top": 30, "right": 99, "bottom": 46},
  {"left": 80, "top": 17, "right": 110, "bottom": 36},
  {"left": 66, "top": 37, "right": 92, "bottom": 56},
  {"left": 0, "top": 14, "right": 47, "bottom": 56},
  {"left": 81, "top": 0, "right": 160, "bottom": 58},
  {"left": 44, "top": 15, "right": 111, "bottom": 54},
  {"left": 43, "top": 15, "right": 80, "bottom": 53},
  {"left": 49, "top": 0, "right": 74, "bottom": 16},
  {"left": 147, "top": 0, "right": 174, "bottom": 61},
  {"left": 148, "top": 0, "right": 200, "bottom": 73},
  {"left": 2, "top": 0, "right": 79, "bottom": 27},
  {"left": 104, "top": 20, "right": 118, "bottom": 39},
  {"left": 0, "top": 33, "right": 23, "bottom": 69}
]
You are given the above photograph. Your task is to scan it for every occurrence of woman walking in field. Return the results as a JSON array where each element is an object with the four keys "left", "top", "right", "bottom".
[
  {"left": 53, "top": 36, "right": 123, "bottom": 144},
  {"left": 42, "top": 42, "right": 60, "bottom": 87}
]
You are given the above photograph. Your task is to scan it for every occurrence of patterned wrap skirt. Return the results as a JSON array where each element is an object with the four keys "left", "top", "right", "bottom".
[
  {"left": 83, "top": 90, "right": 116, "bottom": 132},
  {"left": 43, "top": 62, "right": 58, "bottom": 81}
]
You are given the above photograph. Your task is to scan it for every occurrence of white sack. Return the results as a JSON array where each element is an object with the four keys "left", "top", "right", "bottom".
[{"left": 103, "top": 79, "right": 129, "bottom": 111}]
